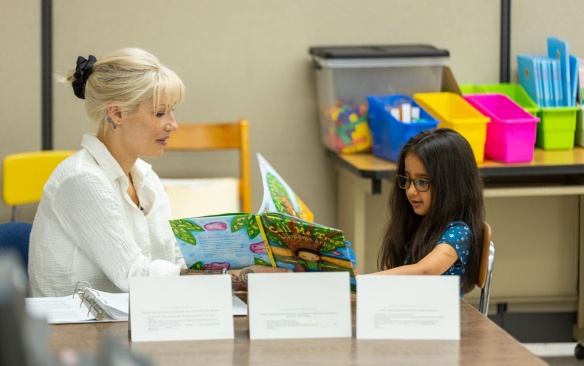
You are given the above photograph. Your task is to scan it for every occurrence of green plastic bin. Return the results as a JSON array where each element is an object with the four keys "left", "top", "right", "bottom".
[
  {"left": 576, "top": 106, "right": 584, "bottom": 147},
  {"left": 459, "top": 84, "right": 485, "bottom": 95},
  {"left": 536, "top": 106, "right": 579, "bottom": 150}
]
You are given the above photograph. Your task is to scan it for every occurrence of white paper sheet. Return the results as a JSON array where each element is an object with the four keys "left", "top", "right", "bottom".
[
  {"left": 25, "top": 291, "right": 129, "bottom": 323},
  {"left": 26, "top": 296, "right": 96, "bottom": 323},
  {"left": 232, "top": 294, "right": 247, "bottom": 316},
  {"left": 356, "top": 275, "right": 460, "bottom": 340},
  {"left": 247, "top": 272, "right": 352, "bottom": 340},
  {"left": 130, "top": 275, "right": 235, "bottom": 342}
]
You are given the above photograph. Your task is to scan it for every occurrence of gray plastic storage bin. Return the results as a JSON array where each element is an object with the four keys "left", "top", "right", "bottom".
[{"left": 309, "top": 44, "right": 450, "bottom": 153}]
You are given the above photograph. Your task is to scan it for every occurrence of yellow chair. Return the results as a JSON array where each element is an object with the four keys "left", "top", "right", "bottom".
[
  {"left": 477, "top": 221, "right": 495, "bottom": 316},
  {"left": 2, "top": 150, "right": 75, "bottom": 221},
  {"left": 165, "top": 119, "right": 252, "bottom": 213}
]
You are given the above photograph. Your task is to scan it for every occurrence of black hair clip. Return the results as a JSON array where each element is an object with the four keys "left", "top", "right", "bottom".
[{"left": 72, "top": 55, "right": 97, "bottom": 99}]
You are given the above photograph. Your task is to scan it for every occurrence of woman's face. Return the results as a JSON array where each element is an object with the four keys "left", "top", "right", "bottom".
[
  {"left": 404, "top": 153, "right": 432, "bottom": 216},
  {"left": 118, "top": 98, "right": 178, "bottom": 159}
]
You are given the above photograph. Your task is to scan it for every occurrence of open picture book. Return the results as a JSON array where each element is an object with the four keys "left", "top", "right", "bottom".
[{"left": 170, "top": 153, "right": 357, "bottom": 291}]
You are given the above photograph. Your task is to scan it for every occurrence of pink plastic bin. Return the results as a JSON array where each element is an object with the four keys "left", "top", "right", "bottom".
[{"left": 463, "top": 93, "right": 539, "bottom": 163}]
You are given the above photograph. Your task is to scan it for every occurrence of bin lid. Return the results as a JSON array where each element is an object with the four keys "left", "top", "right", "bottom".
[{"left": 309, "top": 44, "right": 449, "bottom": 59}]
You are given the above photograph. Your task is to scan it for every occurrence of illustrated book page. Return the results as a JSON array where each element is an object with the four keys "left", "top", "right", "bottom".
[
  {"left": 256, "top": 153, "right": 313, "bottom": 222},
  {"left": 171, "top": 213, "right": 275, "bottom": 271},
  {"left": 170, "top": 154, "right": 356, "bottom": 290},
  {"left": 258, "top": 212, "right": 356, "bottom": 291}
]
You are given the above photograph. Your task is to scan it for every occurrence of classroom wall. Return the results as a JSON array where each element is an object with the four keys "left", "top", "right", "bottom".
[
  {"left": 1, "top": 0, "right": 583, "bottom": 229},
  {"left": 0, "top": 1, "right": 41, "bottom": 221}
]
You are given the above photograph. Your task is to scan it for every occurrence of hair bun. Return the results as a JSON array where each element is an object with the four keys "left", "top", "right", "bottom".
[{"left": 72, "top": 55, "right": 97, "bottom": 99}]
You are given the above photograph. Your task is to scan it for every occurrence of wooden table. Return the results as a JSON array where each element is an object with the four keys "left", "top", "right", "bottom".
[
  {"left": 330, "top": 148, "right": 584, "bottom": 342},
  {"left": 48, "top": 300, "right": 546, "bottom": 366}
]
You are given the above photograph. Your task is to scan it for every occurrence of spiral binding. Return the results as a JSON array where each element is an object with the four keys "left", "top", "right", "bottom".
[{"left": 72, "top": 281, "right": 108, "bottom": 321}]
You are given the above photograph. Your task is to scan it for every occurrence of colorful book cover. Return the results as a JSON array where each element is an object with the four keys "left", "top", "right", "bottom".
[
  {"left": 170, "top": 213, "right": 275, "bottom": 270},
  {"left": 170, "top": 212, "right": 357, "bottom": 291},
  {"left": 169, "top": 154, "right": 356, "bottom": 291},
  {"left": 259, "top": 212, "right": 353, "bottom": 271}
]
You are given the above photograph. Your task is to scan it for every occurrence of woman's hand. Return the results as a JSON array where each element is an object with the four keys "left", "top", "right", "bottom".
[{"left": 180, "top": 265, "right": 290, "bottom": 292}]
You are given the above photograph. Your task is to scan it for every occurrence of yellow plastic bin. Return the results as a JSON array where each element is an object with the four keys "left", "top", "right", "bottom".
[{"left": 413, "top": 92, "right": 490, "bottom": 162}]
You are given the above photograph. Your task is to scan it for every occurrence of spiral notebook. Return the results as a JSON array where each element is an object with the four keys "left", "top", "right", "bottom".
[{"left": 25, "top": 281, "right": 129, "bottom": 324}]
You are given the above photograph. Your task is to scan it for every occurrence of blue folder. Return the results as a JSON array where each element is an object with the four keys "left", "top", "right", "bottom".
[
  {"left": 550, "top": 58, "right": 563, "bottom": 107},
  {"left": 547, "top": 37, "right": 571, "bottom": 106},
  {"left": 517, "top": 54, "right": 543, "bottom": 106},
  {"left": 569, "top": 54, "right": 579, "bottom": 106}
]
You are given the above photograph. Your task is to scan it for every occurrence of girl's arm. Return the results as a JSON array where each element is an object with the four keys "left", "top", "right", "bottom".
[{"left": 373, "top": 243, "right": 458, "bottom": 275}]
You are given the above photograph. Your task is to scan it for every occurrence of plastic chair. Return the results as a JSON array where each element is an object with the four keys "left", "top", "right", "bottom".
[
  {"left": 477, "top": 221, "right": 495, "bottom": 316},
  {"left": 165, "top": 119, "right": 252, "bottom": 213},
  {"left": 0, "top": 221, "right": 33, "bottom": 269},
  {"left": 2, "top": 150, "right": 75, "bottom": 221}
]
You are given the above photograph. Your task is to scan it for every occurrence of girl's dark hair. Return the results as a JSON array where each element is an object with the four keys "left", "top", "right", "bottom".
[{"left": 377, "top": 128, "right": 485, "bottom": 294}]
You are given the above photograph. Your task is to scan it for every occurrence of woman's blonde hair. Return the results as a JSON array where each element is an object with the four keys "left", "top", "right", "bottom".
[{"left": 64, "top": 48, "right": 185, "bottom": 135}]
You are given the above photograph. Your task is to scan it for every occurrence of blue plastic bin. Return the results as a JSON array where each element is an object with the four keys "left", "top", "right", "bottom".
[{"left": 367, "top": 94, "right": 439, "bottom": 162}]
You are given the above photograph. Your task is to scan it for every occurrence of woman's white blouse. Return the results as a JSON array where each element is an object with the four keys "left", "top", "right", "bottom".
[{"left": 29, "top": 133, "right": 185, "bottom": 297}]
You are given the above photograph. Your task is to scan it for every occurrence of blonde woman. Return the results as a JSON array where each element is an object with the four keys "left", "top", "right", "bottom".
[{"left": 29, "top": 48, "right": 187, "bottom": 297}]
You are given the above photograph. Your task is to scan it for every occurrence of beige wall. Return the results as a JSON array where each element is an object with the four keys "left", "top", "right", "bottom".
[{"left": 1, "top": 0, "right": 583, "bottom": 228}]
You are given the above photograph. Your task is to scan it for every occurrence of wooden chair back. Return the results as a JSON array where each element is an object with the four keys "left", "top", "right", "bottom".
[{"left": 165, "top": 119, "right": 251, "bottom": 213}]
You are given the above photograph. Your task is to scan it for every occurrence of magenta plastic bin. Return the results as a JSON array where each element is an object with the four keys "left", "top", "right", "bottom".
[{"left": 463, "top": 93, "right": 540, "bottom": 163}]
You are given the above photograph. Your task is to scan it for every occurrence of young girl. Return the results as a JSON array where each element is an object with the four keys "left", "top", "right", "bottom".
[{"left": 375, "top": 128, "right": 485, "bottom": 295}]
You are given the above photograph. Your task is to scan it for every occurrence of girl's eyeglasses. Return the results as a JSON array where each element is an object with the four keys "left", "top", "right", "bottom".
[{"left": 396, "top": 174, "right": 431, "bottom": 192}]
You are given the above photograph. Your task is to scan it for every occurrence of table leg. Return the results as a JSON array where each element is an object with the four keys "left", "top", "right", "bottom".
[
  {"left": 573, "top": 194, "right": 584, "bottom": 341},
  {"left": 337, "top": 167, "right": 368, "bottom": 274}
]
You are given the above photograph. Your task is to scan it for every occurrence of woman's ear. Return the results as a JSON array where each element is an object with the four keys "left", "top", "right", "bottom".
[{"left": 107, "top": 105, "right": 123, "bottom": 125}]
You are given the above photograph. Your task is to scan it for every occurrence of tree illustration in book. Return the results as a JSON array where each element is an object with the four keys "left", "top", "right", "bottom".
[
  {"left": 265, "top": 172, "right": 313, "bottom": 222},
  {"left": 259, "top": 214, "right": 352, "bottom": 274},
  {"left": 171, "top": 214, "right": 273, "bottom": 270},
  {"left": 169, "top": 153, "right": 356, "bottom": 290},
  {"left": 257, "top": 153, "right": 314, "bottom": 222}
]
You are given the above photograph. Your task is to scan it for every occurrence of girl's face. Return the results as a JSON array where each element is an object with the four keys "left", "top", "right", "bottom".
[
  {"left": 403, "top": 153, "right": 432, "bottom": 216},
  {"left": 118, "top": 98, "right": 178, "bottom": 159}
]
